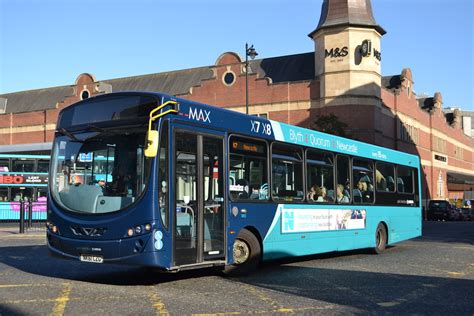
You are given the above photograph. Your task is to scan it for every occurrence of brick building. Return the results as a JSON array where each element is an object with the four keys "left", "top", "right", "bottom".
[{"left": 0, "top": 0, "right": 473, "bottom": 206}]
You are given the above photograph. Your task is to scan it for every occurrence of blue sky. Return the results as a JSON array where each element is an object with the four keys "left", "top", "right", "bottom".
[{"left": 0, "top": 0, "right": 472, "bottom": 110}]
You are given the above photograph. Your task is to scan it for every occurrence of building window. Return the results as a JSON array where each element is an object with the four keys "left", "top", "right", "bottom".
[
  {"left": 432, "top": 135, "right": 447, "bottom": 154},
  {"left": 437, "top": 171, "right": 444, "bottom": 198},
  {"left": 223, "top": 72, "right": 236, "bottom": 86},
  {"left": 454, "top": 146, "right": 463, "bottom": 160},
  {"left": 81, "top": 90, "right": 90, "bottom": 100},
  {"left": 398, "top": 121, "right": 419, "bottom": 144}
]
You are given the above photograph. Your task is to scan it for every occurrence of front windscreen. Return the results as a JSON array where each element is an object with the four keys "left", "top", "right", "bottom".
[
  {"left": 58, "top": 95, "right": 157, "bottom": 128},
  {"left": 51, "top": 126, "right": 150, "bottom": 214}
]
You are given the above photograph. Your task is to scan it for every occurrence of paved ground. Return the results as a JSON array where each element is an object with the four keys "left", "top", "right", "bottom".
[{"left": 0, "top": 221, "right": 473, "bottom": 315}]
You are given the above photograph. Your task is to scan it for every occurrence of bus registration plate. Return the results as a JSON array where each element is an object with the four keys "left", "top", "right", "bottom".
[{"left": 80, "top": 255, "right": 103, "bottom": 264}]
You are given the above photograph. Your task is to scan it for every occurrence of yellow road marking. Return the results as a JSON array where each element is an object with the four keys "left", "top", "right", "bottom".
[
  {"left": 237, "top": 283, "right": 282, "bottom": 311},
  {"left": 149, "top": 292, "right": 169, "bottom": 315},
  {"left": 447, "top": 271, "right": 465, "bottom": 276},
  {"left": 51, "top": 282, "right": 72, "bottom": 316},
  {"left": 407, "top": 263, "right": 472, "bottom": 277}
]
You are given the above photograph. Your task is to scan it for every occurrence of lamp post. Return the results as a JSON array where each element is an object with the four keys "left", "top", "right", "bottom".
[{"left": 245, "top": 43, "right": 258, "bottom": 115}]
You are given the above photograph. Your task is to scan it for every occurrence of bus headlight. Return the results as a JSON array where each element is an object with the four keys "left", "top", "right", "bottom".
[
  {"left": 134, "top": 226, "right": 142, "bottom": 235},
  {"left": 126, "top": 223, "right": 152, "bottom": 237},
  {"left": 154, "top": 230, "right": 163, "bottom": 240},
  {"left": 154, "top": 240, "right": 163, "bottom": 250},
  {"left": 154, "top": 230, "right": 163, "bottom": 250},
  {"left": 46, "top": 221, "right": 59, "bottom": 234}
]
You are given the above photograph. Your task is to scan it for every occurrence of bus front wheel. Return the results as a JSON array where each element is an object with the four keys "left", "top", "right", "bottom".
[
  {"left": 373, "top": 223, "right": 387, "bottom": 254},
  {"left": 223, "top": 229, "right": 261, "bottom": 276}
]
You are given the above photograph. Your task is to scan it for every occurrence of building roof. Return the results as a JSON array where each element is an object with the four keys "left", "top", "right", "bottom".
[
  {"left": 418, "top": 97, "right": 435, "bottom": 112},
  {"left": 251, "top": 52, "right": 315, "bottom": 83},
  {"left": 309, "top": 0, "right": 386, "bottom": 37},
  {"left": 0, "top": 52, "right": 315, "bottom": 114},
  {"left": 102, "top": 66, "right": 214, "bottom": 97},
  {"left": 382, "top": 75, "right": 402, "bottom": 92},
  {"left": 0, "top": 86, "right": 74, "bottom": 114}
]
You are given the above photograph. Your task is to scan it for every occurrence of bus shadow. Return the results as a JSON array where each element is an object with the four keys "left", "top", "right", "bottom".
[
  {"left": 0, "top": 304, "right": 24, "bottom": 316},
  {"left": 0, "top": 244, "right": 221, "bottom": 285},
  {"left": 231, "top": 262, "right": 474, "bottom": 314},
  {"left": 0, "top": 243, "right": 396, "bottom": 286}
]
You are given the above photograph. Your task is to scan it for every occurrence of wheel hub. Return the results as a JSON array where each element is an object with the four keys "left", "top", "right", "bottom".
[{"left": 233, "top": 239, "right": 250, "bottom": 264}]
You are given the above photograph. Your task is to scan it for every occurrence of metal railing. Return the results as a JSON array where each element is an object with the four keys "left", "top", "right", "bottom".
[{"left": 0, "top": 201, "right": 46, "bottom": 233}]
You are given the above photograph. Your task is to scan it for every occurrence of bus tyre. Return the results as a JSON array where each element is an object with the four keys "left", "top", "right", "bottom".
[
  {"left": 223, "top": 229, "right": 261, "bottom": 276},
  {"left": 373, "top": 223, "right": 387, "bottom": 254}
]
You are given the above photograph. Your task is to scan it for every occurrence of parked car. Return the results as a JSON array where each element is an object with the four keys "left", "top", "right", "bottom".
[
  {"left": 427, "top": 200, "right": 456, "bottom": 221},
  {"left": 449, "top": 207, "right": 461, "bottom": 221},
  {"left": 459, "top": 207, "right": 473, "bottom": 221}
]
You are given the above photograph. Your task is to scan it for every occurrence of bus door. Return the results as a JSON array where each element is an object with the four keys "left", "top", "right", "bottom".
[{"left": 173, "top": 128, "right": 226, "bottom": 266}]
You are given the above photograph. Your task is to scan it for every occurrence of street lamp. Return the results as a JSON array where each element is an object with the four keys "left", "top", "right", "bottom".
[{"left": 245, "top": 43, "right": 258, "bottom": 115}]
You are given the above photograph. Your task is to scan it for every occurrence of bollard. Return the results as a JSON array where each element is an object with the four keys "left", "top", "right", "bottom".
[
  {"left": 19, "top": 202, "right": 25, "bottom": 234},
  {"left": 28, "top": 202, "right": 33, "bottom": 229}
]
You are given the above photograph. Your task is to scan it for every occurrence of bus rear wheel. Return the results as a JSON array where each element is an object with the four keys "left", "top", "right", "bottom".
[
  {"left": 373, "top": 223, "right": 387, "bottom": 254},
  {"left": 223, "top": 229, "right": 261, "bottom": 276}
]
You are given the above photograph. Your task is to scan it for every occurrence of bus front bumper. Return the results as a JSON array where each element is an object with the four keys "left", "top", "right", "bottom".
[{"left": 46, "top": 232, "right": 165, "bottom": 268}]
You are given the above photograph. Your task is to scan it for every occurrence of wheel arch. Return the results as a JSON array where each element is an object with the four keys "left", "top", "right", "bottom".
[
  {"left": 379, "top": 221, "right": 389, "bottom": 244},
  {"left": 242, "top": 226, "right": 263, "bottom": 256}
]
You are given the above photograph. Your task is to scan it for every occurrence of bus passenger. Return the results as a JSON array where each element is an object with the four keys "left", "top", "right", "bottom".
[
  {"left": 337, "top": 184, "right": 349, "bottom": 203},
  {"left": 307, "top": 185, "right": 318, "bottom": 201},
  {"left": 316, "top": 186, "right": 329, "bottom": 202}
]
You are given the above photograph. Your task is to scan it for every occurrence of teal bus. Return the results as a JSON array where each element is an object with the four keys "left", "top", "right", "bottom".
[
  {"left": 0, "top": 154, "right": 49, "bottom": 221},
  {"left": 47, "top": 92, "right": 422, "bottom": 274}
]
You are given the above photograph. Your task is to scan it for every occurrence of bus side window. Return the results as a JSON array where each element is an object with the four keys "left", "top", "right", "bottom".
[
  {"left": 336, "top": 156, "right": 351, "bottom": 203},
  {"left": 229, "top": 136, "right": 268, "bottom": 201},
  {"left": 271, "top": 143, "right": 303, "bottom": 202},
  {"left": 306, "top": 149, "right": 334, "bottom": 203},
  {"left": 12, "top": 159, "right": 35, "bottom": 172},
  {"left": 352, "top": 158, "right": 374, "bottom": 204},
  {"left": 0, "top": 159, "right": 9, "bottom": 172},
  {"left": 37, "top": 160, "right": 50, "bottom": 173},
  {"left": 0, "top": 188, "right": 8, "bottom": 202},
  {"left": 158, "top": 121, "right": 169, "bottom": 228},
  {"left": 397, "top": 166, "right": 414, "bottom": 194},
  {"left": 376, "top": 162, "right": 395, "bottom": 192}
]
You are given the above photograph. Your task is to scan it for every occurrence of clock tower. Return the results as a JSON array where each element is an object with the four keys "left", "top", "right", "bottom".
[{"left": 309, "top": 0, "right": 386, "bottom": 109}]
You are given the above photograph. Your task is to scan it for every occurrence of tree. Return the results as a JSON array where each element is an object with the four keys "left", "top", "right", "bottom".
[{"left": 311, "top": 113, "right": 350, "bottom": 138}]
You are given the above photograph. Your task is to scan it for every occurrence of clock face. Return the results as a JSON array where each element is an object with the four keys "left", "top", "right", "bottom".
[{"left": 361, "top": 42, "right": 368, "bottom": 56}]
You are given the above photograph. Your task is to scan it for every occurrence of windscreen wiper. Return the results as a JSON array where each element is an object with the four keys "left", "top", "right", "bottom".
[
  {"left": 87, "top": 124, "right": 105, "bottom": 133},
  {"left": 59, "top": 128, "right": 82, "bottom": 142}
]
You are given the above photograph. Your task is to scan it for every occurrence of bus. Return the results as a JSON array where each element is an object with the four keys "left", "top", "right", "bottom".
[
  {"left": 0, "top": 154, "right": 49, "bottom": 221},
  {"left": 47, "top": 92, "right": 422, "bottom": 274}
]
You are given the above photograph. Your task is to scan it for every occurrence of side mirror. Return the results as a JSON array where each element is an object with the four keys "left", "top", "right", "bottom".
[{"left": 145, "top": 130, "right": 159, "bottom": 158}]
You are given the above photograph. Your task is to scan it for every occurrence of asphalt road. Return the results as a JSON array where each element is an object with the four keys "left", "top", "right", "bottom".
[{"left": 0, "top": 221, "right": 473, "bottom": 315}]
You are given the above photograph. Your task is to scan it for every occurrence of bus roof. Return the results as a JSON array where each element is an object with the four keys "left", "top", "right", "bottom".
[
  {"left": 165, "top": 93, "right": 420, "bottom": 168},
  {"left": 61, "top": 91, "right": 420, "bottom": 168}
]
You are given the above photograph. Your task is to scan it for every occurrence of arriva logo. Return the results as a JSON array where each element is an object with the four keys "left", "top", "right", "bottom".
[{"left": 188, "top": 107, "right": 211, "bottom": 123}]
